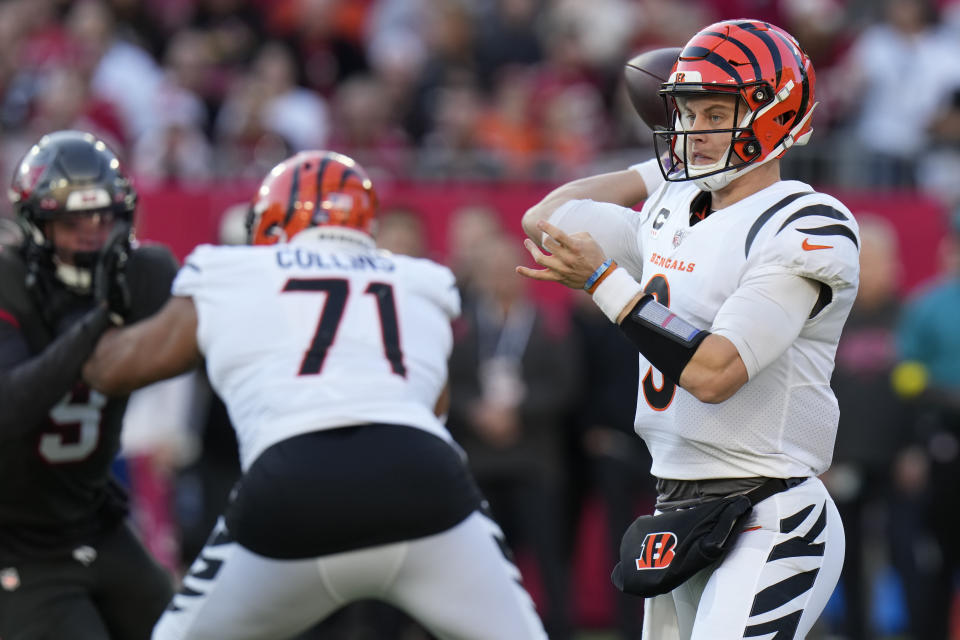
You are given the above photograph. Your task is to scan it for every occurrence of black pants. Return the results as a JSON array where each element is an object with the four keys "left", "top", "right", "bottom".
[{"left": 0, "top": 522, "right": 173, "bottom": 640}]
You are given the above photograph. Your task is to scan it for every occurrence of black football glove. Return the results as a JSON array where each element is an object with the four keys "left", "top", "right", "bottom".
[{"left": 94, "top": 222, "right": 132, "bottom": 325}]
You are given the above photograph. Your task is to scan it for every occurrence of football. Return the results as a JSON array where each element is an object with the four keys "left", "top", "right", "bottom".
[{"left": 623, "top": 46, "right": 682, "bottom": 129}]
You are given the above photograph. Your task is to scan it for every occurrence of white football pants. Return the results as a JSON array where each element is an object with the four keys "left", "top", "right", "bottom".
[
  {"left": 643, "top": 477, "right": 844, "bottom": 640},
  {"left": 153, "top": 511, "right": 547, "bottom": 640}
]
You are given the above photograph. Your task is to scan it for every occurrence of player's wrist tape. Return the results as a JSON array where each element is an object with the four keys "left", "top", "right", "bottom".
[
  {"left": 619, "top": 295, "right": 710, "bottom": 384},
  {"left": 584, "top": 259, "right": 616, "bottom": 293},
  {"left": 630, "top": 158, "right": 663, "bottom": 192},
  {"left": 591, "top": 266, "right": 643, "bottom": 323}
]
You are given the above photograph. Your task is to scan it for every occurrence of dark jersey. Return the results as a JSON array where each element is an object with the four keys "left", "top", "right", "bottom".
[{"left": 0, "top": 241, "right": 178, "bottom": 559}]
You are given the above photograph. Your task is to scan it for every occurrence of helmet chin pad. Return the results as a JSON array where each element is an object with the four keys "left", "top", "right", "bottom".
[
  {"left": 47, "top": 232, "right": 102, "bottom": 293},
  {"left": 53, "top": 257, "right": 94, "bottom": 293}
]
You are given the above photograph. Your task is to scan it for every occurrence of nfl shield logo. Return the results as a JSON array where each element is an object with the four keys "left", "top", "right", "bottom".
[
  {"left": 672, "top": 230, "right": 685, "bottom": 248},
  {"left": 1, "top": 567, "right": 19, "bottom": 591}
]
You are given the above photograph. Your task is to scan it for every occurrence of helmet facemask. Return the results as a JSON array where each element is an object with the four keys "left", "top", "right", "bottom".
[
  {"left": 41, "top": 211, "right": 120, "bottom": 292},
  {"left": 654, "top": 88, "right": 765, "bottom": 192}
]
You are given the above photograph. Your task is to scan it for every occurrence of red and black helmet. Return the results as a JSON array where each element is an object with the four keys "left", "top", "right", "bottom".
[
  {"left": 10, "top": 130, "right": 136, "bottom": 228},
  {"left": 8, "top": 130, "right": 136, "bottom": 292},
  {"left": 246, "top": 150, "right": 378, "bottom": 245},
  {"left": 655, "top": 19, "right": 817, "bottom": 191}
]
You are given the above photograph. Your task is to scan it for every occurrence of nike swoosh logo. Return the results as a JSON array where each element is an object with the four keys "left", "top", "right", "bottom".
[{"left": 802, "top": 238, "right": 833, "bottom": 251}]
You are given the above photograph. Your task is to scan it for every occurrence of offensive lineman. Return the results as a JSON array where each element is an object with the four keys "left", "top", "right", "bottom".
[
  {"left": 519, "top": 20, "right": 858, "bottom": 640},
  {"left": 0, "top": 131, "right": 176, "bottom": 638},
  {"left": 83, "top": 150, "right": 548, "bottom": 640}
]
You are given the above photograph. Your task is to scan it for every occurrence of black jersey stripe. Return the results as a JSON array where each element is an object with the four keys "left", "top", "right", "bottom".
[
  {"left": 744, "top": 192, "right": 810, "bottom": 258},
  {"left": 750, "top": 568, "right": 819, "bottom": 615},
  {"left": 798, "top": 224, "right": 859, "bottom": 248},
  {"left": 776, "top": 204, "right": 848, "bottom": 234}
]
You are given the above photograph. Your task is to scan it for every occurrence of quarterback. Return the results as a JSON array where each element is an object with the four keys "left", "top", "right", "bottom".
[
  {"left": 520, "top": 20, "right": 859, "bottom": 640},
  {"left": 84, "top": 151, "right": 547, "bottom": 639}
]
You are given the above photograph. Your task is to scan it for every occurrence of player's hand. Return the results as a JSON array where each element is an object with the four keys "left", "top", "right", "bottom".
[
  {"left": 470, "top": 401, "right": 521, "bottom": 448},
  {"left": 94, "top": 222, "right": 132, "bottom": 325},
  {"left": 516, "top": 220, "right": 608, "bottom": 290}
]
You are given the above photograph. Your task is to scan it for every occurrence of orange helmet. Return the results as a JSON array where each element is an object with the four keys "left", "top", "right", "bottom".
[
  {"left": 246, "top": 150, "right": 378, "bottom": 245},
  {"left": 654, "top": 19, "right": 817, "bottom": 191}
]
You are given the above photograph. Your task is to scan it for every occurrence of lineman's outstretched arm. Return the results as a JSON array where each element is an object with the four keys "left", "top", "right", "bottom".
[{"left": 83, "top": 296, "right": 201, "bottom": 396}]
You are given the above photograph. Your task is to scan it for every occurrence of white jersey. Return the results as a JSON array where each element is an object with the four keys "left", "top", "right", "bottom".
[
  {"left": 172, "top": 228, "right": 460, "bottom": 471},
  {"left": 550, "top": 180, "right": 860, "bottom": 480}
]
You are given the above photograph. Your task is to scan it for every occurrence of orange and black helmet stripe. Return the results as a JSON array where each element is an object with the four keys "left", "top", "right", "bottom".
[{"left": 249, "top": 150, "right": 377, "bottom": 245}]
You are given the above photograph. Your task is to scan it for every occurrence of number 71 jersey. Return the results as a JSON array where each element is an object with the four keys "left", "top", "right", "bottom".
[{"left": 172, "top": 232, "right": 461, "bottom": 472}]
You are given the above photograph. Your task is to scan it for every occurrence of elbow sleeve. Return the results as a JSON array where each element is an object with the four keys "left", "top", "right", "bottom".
[{"left": 619, "top": 295, "right": 710, "bottom": 384}]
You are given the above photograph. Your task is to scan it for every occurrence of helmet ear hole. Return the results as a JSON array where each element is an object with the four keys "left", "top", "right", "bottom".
[{"left": 775, "top": 110, "right": 796, "bottom": 126}]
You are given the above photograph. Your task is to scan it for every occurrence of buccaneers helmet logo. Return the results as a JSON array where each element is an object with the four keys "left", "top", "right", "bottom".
[{"left": 635, "top": 531, "right": 678, "bottom": 570}]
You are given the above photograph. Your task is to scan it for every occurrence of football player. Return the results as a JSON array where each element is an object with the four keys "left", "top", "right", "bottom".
[
  {"left": 83, "top": 151, "right": 548, "bottom": 639},
  {"left": 0, "top": 130, "right": 177, "bottom": 638},
  {"left": 518, "top": 20, "right": 858, "bottom": 640}
]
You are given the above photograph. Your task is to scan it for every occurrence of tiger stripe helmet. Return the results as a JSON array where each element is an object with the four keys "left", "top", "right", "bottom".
[
  {"left": 246, "top": 150, "right": 378, "bottom": 245},
  {"left": 654, "top": 19, "right": 817, "bottom": 192}
]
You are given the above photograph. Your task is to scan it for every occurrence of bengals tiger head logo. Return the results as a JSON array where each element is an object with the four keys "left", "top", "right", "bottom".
[{"left": 635, "top": 531, "right": 678, "bottom": 570}]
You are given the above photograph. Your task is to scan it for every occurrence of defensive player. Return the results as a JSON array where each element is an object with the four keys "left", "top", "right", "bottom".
[
  {"left": 83, "top": 150, "right": 547, "bottom": 640},
  {"left": 519, "top": 20, "right": 858, "bottom": 640},
  {"left": 0, "top": 130, "right": 176, "bottom": 638}
]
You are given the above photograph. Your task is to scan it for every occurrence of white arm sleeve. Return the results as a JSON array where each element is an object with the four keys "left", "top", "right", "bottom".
[
  {"left": 630, "top": 158, "right": 664, "bottom": 196},
  {"left": 710, "top": 271, "right": 820, "bottom": 379},
  {"left": 546, "top": 199, "right": 646, "bottom": 279}
]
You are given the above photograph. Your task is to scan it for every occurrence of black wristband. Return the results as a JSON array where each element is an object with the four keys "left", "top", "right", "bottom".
[{"left": 618, "top": 295, "right": 710, "bottom": 384}]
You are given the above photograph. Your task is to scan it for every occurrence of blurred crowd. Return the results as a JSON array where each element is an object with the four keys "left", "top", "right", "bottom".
[
  {"left": 5, "top": 0, "right": 960, "bottom": 638},
  {"left": 0, "top": 0, "right": 959, "bottom": 209}
]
